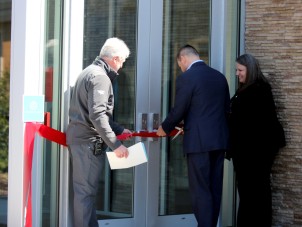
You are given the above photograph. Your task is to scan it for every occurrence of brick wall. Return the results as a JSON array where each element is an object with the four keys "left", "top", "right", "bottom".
[{"left": 245, "top": 1, "right": 302, "bottom": 226}]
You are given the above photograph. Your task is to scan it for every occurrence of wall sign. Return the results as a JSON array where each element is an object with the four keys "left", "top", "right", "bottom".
[{"left": 23, "top": 95, "right": 45, "bottom": 122}]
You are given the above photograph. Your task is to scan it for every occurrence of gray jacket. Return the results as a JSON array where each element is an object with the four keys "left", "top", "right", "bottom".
[{"left": 66, "top": 56, "right": 124, "bottom": 150}]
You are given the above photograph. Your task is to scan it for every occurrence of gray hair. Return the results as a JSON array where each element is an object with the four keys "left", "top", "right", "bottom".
[{"left": 99, "top": 37, "right": 130, "bottom": 60}]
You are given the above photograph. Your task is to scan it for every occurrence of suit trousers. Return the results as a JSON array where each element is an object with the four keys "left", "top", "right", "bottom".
[
  {"left": 186, "top": 150, "right": 225, "bottom": 227},
  {"left": 69, "top": 143, "right": 105, "bottom": 227}
]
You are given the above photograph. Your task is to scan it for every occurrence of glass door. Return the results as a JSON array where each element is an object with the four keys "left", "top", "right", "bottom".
[
  {"left": 144, "top": 0, "right": 210, "bottom": 226},
  {"left": 65, "top": 0, "right": 236, "bottom": 226},
  {"left": 141, "top": 0, "right": 237, "bottom": 226},
  {"left": 38, "top": 0, "right": 64, "bottom": 226},
  {"left": 82, "top": 0, "right": 138, "bottom": 226},
  {"left": 160, "top": 0, "right": 211, "bottom": 216}
]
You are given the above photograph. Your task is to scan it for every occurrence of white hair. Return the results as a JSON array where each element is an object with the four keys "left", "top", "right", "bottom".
[{"left": 99, "top": 37, "right": 130, "bottom": 60}]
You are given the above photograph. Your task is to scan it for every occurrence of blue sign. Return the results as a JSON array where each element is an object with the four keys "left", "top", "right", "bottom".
[{"left": 23, "top": 95, "right": 45, "bottom": 122}]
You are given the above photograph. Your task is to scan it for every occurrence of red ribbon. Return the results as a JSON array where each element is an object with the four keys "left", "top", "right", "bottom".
[
  {"left": 24, "top": 122, "right": 182, "bottom": 226},
  {"left": 116, "top": 130, "right": 181, "bottom": 140},
  {"left": 24, "top": 122, "right": 67, "bottom": 227},
  {"left": 29, "top": 123, "right": 181, "bottom": 146}
]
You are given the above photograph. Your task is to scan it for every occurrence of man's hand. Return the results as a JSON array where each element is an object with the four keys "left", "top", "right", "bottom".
[
  {"left": 122, "top": 128, "right": 132, "bottom": 134},
  {"left": 156, "top": 126, "right": 167, "bottom": 137},
  {"left": 113, "top": 144, "right": 129, "bottom": 158}
]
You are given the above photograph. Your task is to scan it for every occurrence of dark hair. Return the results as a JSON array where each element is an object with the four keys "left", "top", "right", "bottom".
[
  {"left": 236, "top": 54, "right": 268, "bottom": 91},
  {"left": 177, "top": 44, "right": 199, "bottom": 60}
]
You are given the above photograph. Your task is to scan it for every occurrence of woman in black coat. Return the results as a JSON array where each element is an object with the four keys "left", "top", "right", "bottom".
[{"left": 228, "top": 54, "right": 284, "bottom": 227}]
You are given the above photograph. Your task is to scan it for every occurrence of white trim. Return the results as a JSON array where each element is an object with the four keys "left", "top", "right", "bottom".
[
  {"left": 59, "top": 0, "right": 85, "bottom": 226},
  {"left": 211, "top": 1, "right": 237, "bottom": 227},
  {"left": 134, "top": 0, "right": 152, "bottom": 226},
  {"left": 210, "top": 0, "right": 226, "bottom": 73},
  {"left": 68, "top": 0, "right": 84, "bottom": 87},
  {"left": 9, "top": 0, "right": 45, "bottom": 226}
]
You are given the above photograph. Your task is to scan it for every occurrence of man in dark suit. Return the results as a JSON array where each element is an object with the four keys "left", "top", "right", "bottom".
[{"left": 157, "top": 45, "right": 230, "bottom": 227}]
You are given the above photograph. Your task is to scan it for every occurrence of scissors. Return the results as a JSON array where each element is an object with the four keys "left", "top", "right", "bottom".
[{"left": 172, "top": 126, "right": 183, "bottom": 140}]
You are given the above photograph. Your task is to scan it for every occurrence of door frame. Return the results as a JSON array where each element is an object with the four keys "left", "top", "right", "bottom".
[{"left": 60, "top": 0, "right": 235, "bottom": 226}]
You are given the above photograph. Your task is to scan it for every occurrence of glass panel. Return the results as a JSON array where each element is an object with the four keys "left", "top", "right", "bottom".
[
  {"left": 221, "top": 1, "right": 239, "bottom": 225},
  {"left": 0, "top": 1, "right": 11, "bottom": 226},
  {"left": 225, "top": 0, "right": 240, "bottom": 96},
  {"left": 83, "top": 0, "right": 137, "bottom": 220},
  {"left": 160, "top": 0, "right": 210, "bottom": 215},
  {"left": 43, "top": 0, "right": 63, "bottom": 226}
]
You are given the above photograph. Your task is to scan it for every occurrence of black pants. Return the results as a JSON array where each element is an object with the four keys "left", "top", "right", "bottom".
[{"left": 233, "top": 149, "right": 277, "bottom": 227}]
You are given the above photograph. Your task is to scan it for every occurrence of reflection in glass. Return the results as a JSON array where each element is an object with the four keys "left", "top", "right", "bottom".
[
  {"left": 83, "top": 0, "right": 137, "bottom": 220},
  {"left": 160, "top": 0, "right": 210, "bottom": 215},
  {"left": 221, "top": 1, "right": 239, "bottom": 225},
  {"left": 43, "top": 0, "right": 63, "bottom": 226}
]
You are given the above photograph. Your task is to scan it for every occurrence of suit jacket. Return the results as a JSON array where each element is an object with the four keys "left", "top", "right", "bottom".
[{"left": 161, "top": 61, "right": 230, "bottom": 154}]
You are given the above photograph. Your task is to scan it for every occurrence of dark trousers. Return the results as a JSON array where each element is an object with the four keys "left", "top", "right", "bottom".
[
  {"left": 233, "top": 149, "right": 276, "bottom": 227},
  {"left": 69, "top": 143, "right": 105, "bottom": 227},
  {"left": 187, "top": 150, "right": 225, "bottom": 227}
]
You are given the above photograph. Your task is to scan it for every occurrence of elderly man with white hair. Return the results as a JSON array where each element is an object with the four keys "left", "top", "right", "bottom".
[{"left": 66, "top": 37, "right": 131, "bottom": 227}]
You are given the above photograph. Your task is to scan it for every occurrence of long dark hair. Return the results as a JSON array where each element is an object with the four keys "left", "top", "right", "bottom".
[{"left": 236, "top": 54, "right": 268, "bottom": 91}]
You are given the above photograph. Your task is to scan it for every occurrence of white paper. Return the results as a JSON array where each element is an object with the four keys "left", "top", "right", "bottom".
[{"left": 106, "top": 142, "right": 148, "bottom": 169}]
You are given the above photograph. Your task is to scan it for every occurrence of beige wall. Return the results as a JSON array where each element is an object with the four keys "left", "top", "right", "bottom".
[
  {"left": 245, "top": 1, "right": 302, "bottom": 226},
  {"left": 2, "top": 41, "right": 10, "bottom": 72}
]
